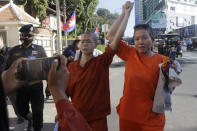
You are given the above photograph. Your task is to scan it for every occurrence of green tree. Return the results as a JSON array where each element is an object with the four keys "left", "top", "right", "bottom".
[
  {"left": 96, "top": 8, "right": 119, "bottom": 44},
  {"left": 48, "top": 0, "right": 98, "bottom": 36},
  {"left": 96, "top": 8, "right": 119, "bottom": 25},
  {"left": 97, "top": 8, "right": 110, "bottom": 19},
  {"left": 14, "top": 0, "right": 48, "bottom": 24}
]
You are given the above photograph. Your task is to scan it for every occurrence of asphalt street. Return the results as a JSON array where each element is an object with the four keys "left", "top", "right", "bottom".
[{"left": 7, "top": 51, "right": 197, "bottom": 131}]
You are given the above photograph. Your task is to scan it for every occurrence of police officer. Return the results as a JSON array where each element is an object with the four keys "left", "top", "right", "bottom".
[
  {"left": 0, "top": 34, "right": 25, "bottom": 124},
  {"left": 6, "top": 24, "right": 47, "bottom": 131}
]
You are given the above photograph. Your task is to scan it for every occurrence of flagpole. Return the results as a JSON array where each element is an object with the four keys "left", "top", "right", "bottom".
[
  {"left": 74, "top": 0, "right": 77, "bottom": 37},
  {"left": 56, "top": 0, "right": 62, "bottom": 54}
]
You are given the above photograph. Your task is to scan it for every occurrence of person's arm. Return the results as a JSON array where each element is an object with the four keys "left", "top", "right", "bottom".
[
  {"left": 48, "top": 55, "right": 91, "bottom": 131},
  {"left": 97, "top": 2, "right": 134, "bottom": 66},
  {"left": 106, "top": 11, "right": 125, "bottom": 43},
  {"left": 109, "top": 1, "right": 134, "bottom": 51},
  {"left": 55, "top": 99, "right": 91, "bottom": 131},
  {"left": 1, "top": 58, "right": 27, "bottom": 95}
]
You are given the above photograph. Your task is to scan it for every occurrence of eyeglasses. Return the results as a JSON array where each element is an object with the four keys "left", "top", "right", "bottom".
[{"left": 21, "top": 34, "right": 34, "bottom": 38}]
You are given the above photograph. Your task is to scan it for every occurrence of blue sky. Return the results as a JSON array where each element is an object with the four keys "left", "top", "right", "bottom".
[{"left": 97, "top": 0, "right": 135, "bottom": 37}]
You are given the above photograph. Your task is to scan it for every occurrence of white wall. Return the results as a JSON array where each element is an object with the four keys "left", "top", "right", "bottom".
[
  {"left": 7, "top": 24, "right": 20, "bottom": 47},
  {"left": 168, "top": 1, "right": 197, "bottom": 16},
  {"left": 166, "top": 1, "right": 197, "bottom": 32}
]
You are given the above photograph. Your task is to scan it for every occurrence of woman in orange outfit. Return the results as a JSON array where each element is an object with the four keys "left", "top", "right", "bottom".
[
  {"left": 107, "top": 2, "right": 166, "bottom": 131},
  {"left": 64, "top": 1, "right": 133, "bottom": 131}
]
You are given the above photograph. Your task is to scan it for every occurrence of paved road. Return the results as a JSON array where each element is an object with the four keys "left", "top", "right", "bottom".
[
  {"left": 164, "top": 50, "right": 197, "bottom": 131},
  {"left": 8, "top": 52, "right": 197, "bottom": 131}
]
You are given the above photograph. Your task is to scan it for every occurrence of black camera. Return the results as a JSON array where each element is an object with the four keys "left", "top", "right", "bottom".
[{"left": 18, "top": 56, "right": 60, "bottom": 81}]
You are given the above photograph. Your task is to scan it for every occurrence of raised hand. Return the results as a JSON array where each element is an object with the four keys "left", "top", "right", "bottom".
[
  {"left": 2, "top": 58, "right": 28, "bottom": 95},
  {"left": 123, "top": 1, "right": 134, "bottom": 16},
  {"left": 48, "top": 55, "right": 69, "bottom": 103}
]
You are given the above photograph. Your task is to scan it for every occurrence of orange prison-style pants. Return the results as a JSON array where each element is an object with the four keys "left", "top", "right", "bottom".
[
  {"left": 120, "top": 119, "right": 164, "bottom": 131},
  {"left": 88, "top": 117, "right": 108, "bottom": 131}
]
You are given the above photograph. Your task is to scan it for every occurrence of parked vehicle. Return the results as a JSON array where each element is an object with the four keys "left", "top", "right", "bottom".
[{"left": 157, "top": 33, "right": 182, "bottom": 59}]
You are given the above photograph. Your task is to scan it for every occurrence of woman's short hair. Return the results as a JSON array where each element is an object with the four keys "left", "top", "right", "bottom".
[
  {"left": 134, "top": 24, "right": 154, "bottom": 40},
  {"left": 82, "top": 32, "right": 98, "bottom": 43}
]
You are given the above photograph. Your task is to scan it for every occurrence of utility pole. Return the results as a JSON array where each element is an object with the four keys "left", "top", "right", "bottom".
[
  {"left": 102, "top": 24, "right": 108, "bottom": 45},
  {"left": 63, "top": 0, "right": 68, "bottom": 48},
  {"left": 56, "top": 0, "right": 62, "bottom": 53},
  {"left": 74, "top": 0, "right": 78, "bottom": 37}
]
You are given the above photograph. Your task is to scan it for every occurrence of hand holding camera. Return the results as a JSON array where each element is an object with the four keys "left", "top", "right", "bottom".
[
  {"left": 2, "top": 55, "right": 69, "bottom": 98},
  {"left": 47, "top": 55, "right": 69, "bottom": 103},
  {"left": 2, "top": 58, "right": 28, "bottom": 95},
  {"left": 18, "top": 56, "right": 61, "bottom": 81}
]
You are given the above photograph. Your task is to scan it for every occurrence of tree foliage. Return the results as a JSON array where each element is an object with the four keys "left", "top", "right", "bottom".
[
  {"left": 96, "top": 8, "right": 119, "bottom": 26},
  {"left": 14, "top": 0, "right": 48, "bottom": 22},
  {"left": 96, "top": 8, "right": 119, "bottom": 44},
  {"left": 48, "top": 0, "right": 98, "bottom": 36},
  {"left": 14, "top": 0, "right": 118, "bottom": 41}
]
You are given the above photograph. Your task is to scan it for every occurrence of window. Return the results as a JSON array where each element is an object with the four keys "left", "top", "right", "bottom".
[
  {"left": 37, "top": 40, "right": 42, "bottom": 45},
  {"left": 34, "top": 40, "right": 38, "bottom": 45},
  {"left": 46, "top": 41, "right": 50, "bottom": 47},
  {"left": 43, "top": 40, "right": 47, "bottom": 47},
  {"left": 170, "top": 7, "right": 175, "bottom": 11}
]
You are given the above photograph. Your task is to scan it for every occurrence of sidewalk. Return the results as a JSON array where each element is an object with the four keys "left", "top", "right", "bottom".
[
  {"left": 111, "top": 55, "right": 124, "bottom": 66},
  {"left": 8, "top": 81, "right": 56, "bottom": 131}
]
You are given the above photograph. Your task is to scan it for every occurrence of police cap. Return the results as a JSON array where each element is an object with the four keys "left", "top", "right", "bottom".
[{"left": 19, "top": 24, "right": 34, "bottom": 33}]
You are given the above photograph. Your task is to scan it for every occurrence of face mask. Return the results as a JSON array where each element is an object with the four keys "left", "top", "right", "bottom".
[{"left": 21, "top": 38, "right": 33, "bottom": 45}]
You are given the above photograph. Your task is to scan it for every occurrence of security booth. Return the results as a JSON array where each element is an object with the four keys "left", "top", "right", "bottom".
[
  {"left": 0, "top": 1, "right": 40, "bottom": 47},
  {"left": 0, "top": 1, "right": 55, "bottom": 57}
]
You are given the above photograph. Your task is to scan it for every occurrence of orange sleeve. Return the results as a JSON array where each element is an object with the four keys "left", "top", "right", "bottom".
[
  {"left": 117, "top": 40, "right": 135, "bottom": 61},
  {"left": 98, "top": 45, "right": 116, "bottom": 67},
  {"left": 56, "top": 99, "right": 91, "bottom": 131}
]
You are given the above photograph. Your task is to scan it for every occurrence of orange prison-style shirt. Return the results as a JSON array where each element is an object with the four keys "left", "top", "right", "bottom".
[
  {"left": 116, "top": 41, "right": 166, "bottom": 127},
  {"left": 66, "top": 46, "right": 115, "bottom": 122},
  {"left": 119, "top": 119, "right": 164, "bottom": 131},
  {"left": 56, "top": 99, "right": 91, "bottom": 131}
]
